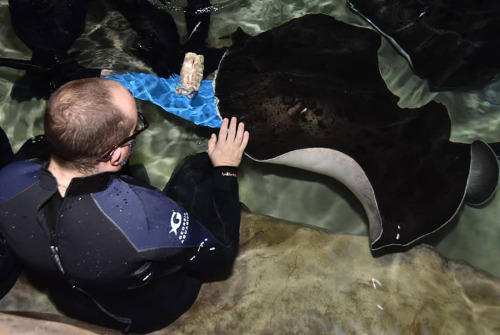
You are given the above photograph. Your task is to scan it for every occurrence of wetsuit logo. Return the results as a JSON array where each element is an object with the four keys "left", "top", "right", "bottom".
[
  {"left": 170, "top": 212, "right": 182, "bottom": 235},
  {"left": 170, "top": 211, "right": 190, "bottom": 244}
]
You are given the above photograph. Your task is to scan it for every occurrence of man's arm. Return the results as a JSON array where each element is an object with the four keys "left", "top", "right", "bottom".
[
  {"left": 164, "top": 118, "right": 249, "bottom": 277},
  {"left": 0, "top": 128, "right": 19, "bottom": 297},
  {"left": 0, "top": 234, "right": 20, "bottom": 299},
  {"left": 204, "top": 116, "right": 249, "bottom": 245}
]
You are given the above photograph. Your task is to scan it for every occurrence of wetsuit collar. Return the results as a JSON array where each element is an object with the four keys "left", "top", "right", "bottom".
[{"left": 40, "top": 163, "right": 115, "bottom": 197}]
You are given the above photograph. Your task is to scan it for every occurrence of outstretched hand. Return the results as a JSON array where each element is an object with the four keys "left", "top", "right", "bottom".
[{"left": 208, "top": 117, "right": 249, "bottom": 167}]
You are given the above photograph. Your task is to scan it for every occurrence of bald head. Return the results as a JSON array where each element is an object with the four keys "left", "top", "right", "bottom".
[{"left": 44, "top": 78, "right": 136, "bottom": 171}]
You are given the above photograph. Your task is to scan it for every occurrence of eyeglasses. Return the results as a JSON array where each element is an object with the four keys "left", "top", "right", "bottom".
[{"left": 97, "top": 111, "right": 149, "bottom": 162}]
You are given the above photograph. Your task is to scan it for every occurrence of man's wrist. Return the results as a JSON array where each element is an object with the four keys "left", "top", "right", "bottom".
[{"left": 214, "top": 166, "right": 238, "bottom": 179}]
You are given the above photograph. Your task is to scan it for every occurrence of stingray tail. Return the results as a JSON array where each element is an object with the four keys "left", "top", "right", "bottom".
[{"left": 464, "top": 141, "right": 499, "bottom": 206}]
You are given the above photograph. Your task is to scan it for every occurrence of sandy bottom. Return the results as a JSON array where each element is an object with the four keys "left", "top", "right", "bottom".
[{"left": 0, "top": 0, "right": 499, "bottom": 278}]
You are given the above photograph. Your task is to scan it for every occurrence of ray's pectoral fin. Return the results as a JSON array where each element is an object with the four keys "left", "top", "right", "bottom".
[
  {"left": 464, "top": 141, "right": 500, "bottom": 206},
  {"left": 0, "top": 55, "right": 101, "bottom": 102},
  {"left": 250, "top": 148, "right": 384, "bottom": 251}
]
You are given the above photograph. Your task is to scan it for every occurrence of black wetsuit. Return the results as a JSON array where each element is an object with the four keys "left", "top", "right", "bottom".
[{"left": 0, "top": 152, "right": 240, "bottom": 333}]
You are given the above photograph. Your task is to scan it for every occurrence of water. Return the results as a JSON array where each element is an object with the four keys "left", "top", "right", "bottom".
[{"left": 0, "top": 0, "right": 499, "bottom": 280}]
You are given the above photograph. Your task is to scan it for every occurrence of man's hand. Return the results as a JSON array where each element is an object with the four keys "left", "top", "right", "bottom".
[{"left": 208, "top": 117, "right": 249, "bottom": 167}]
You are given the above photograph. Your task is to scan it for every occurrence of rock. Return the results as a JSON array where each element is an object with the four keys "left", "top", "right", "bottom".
[
  {"left": 0, "top": 312, "right": 119, "bottom": 335},
  {"left": 1, "top": 213, "right": 499, "bottom": 335},
  {"left": 166, "top": 213, "right": 500, "bottom": 335}
]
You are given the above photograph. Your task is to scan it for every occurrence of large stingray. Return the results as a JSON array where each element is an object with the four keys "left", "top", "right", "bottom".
[
  {"left": 1, "top": 0, "right": 99, "bottom": 101},
  {"left": 348, "top": 0, "right": 500, "bottom": 91},
  {"left": 214, "top": 14, "right": 499, "bottom": 251}
]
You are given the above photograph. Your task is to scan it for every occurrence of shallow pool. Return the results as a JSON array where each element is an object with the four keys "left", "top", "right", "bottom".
[{"left": 0, "top": 0, "right": 499, "bottom": 279}]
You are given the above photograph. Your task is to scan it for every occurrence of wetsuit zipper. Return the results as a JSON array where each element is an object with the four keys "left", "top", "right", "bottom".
[
  {"left": 49, "top": 197, "right": 66, "bottom": 277},
  {"left": 45, "top": 194, "right": 133, "bottom": 330},
  {"left": 50, "top": 245, "right": 65, "bottom": 275}
]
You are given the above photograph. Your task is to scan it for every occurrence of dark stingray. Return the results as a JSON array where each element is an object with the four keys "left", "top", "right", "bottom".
[
  {"left": 2, "top": 0, "right": 99, "bottom": 101},
  {"left": 214, "top": 14, "right": 499, "bottom": 251},
  {"left": 1, "top": 0, "right": 224, "bottom": 100},
  {"left": 348, "top": 0, "right": 500, "bottom": 91},
  {"left": 109, "top": 0, "right": 225, "bottom": 77}
]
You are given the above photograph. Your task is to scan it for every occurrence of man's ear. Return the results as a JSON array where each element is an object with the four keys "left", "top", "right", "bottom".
[
  {"left": 109, "top": 146, "right": 124, "bottom": 167},
  {"left": 95, "top": 147, "right": 125, "bottom": 173}
]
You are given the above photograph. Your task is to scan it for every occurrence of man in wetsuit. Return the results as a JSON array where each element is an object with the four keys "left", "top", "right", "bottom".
[{"left": 0, "top": 77, "right": 249, "bottom": 333}]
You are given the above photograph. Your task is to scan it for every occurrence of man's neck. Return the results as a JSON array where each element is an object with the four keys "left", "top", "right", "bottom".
[{"left": 48, "top": 158, "right": 93, "bottom": 196}]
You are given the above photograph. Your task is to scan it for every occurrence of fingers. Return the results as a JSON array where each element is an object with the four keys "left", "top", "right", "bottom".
[
  {"left": 234, "top": 120, "right": 249, "bottom": 152},
  {"left": 220, "top": 117, "right": 245, "bottom": 143},
  {"left": 234, "top": 121, "right": 245, "bottom": 145},
  {"left": 218, "top": 118, "right": 229, "bottom": 142},
  {"left": 208, "top": 117, "right": 249, "bottom": 167},
  {"left": 227, "top": 117, "right": 237, "bottom": 142},
  {"left": 207, "top": 133, "right": 216, "bottom": 154},
  {"left": 213, "top": 117, "right": 248, "bottom": 148},
  {"left": 240, "top": 130, "right": 250, "bottom": 151}
]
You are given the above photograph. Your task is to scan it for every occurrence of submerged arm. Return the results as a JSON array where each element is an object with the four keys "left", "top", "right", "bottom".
[{"left": 0, "top": 235, "right": 21, "bottom": 299}]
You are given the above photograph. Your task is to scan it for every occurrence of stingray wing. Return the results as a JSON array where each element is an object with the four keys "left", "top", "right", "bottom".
[{"left": 215, "top": 14, "right": 499, "bottom": 251}]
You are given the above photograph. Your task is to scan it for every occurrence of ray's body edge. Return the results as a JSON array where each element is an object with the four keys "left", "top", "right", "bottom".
[
  {"left": 245, "top": 148, "right": 384, "bottom": 250},
  {"left": 347, "top": 1, "right": 415, "bottom": 70},
  {"left": 245, "top": 141, "right": 499, "bottom": 252}
]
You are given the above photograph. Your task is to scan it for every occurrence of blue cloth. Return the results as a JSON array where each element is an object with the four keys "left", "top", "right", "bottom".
[{"left": 105, "top": 73, "right": 222, "bottom": 128}]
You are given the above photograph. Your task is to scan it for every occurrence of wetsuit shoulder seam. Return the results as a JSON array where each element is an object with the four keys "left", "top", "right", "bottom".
[
  {"left": 89, "top": 193, "right": 141, "bottom": 252},
  {"left": 0, "top": 180, "right": 41, "bottom": 206}
]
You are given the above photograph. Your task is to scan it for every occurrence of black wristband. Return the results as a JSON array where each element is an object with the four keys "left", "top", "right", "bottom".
[{"left": 214, "top": 166, "right": 238, "bottom": 179}]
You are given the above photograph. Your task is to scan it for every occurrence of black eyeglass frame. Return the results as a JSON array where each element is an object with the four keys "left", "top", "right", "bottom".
[{"left": 96, "top": 111, "right": 149, "bottom": 162}]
